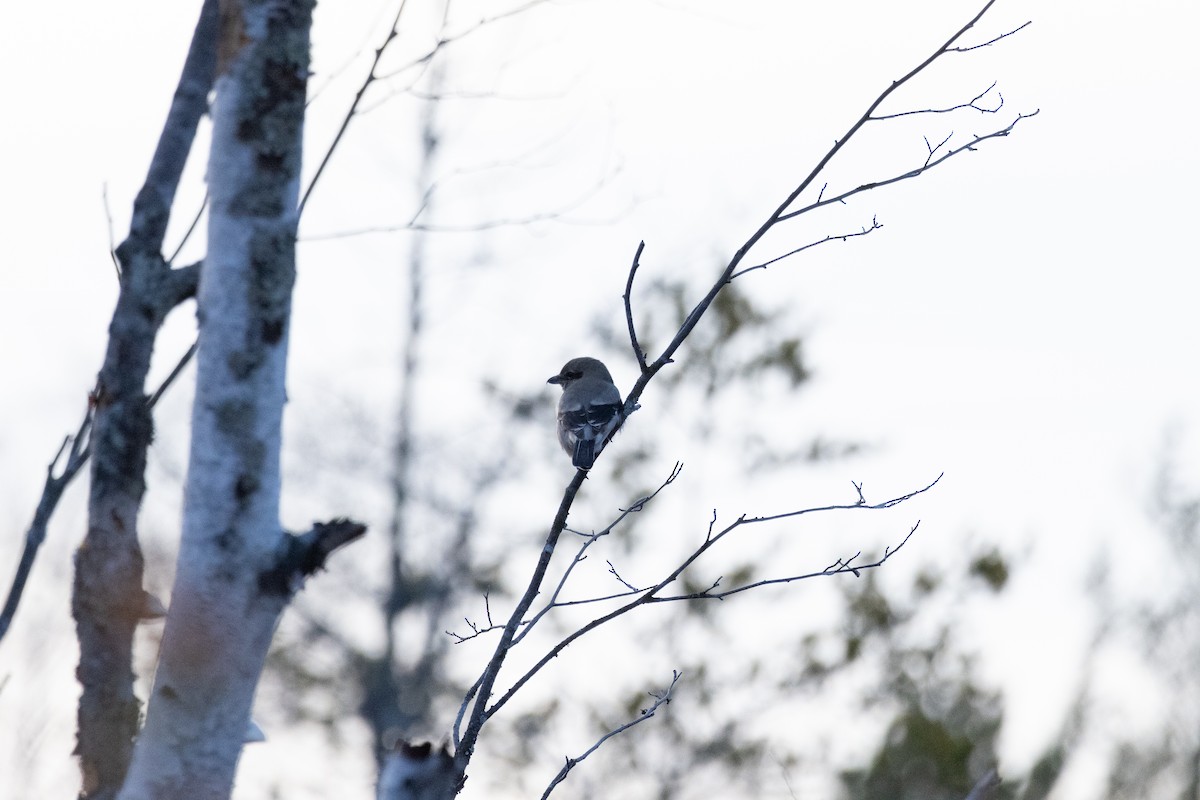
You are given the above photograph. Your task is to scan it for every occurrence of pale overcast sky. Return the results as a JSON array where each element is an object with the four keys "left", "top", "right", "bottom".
[{"left": 1, "top": 0, "right": 1197, "bottom": 797}]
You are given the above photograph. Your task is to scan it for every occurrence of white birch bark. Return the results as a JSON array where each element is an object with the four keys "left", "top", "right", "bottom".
[{"left": 118, "top": 1, "right": 314, "bottom": 796}]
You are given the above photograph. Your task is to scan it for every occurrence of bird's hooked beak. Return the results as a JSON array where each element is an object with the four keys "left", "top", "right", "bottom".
[{"left": 547, "top": 374, "right": 563, "bottom": 385}]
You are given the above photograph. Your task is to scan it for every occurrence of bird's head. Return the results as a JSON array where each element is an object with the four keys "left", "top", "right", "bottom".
[{"left": 547, "top": 356, "right": 613, "bottom": 388}]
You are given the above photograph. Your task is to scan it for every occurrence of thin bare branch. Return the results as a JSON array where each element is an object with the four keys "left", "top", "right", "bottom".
[
  {"left": 453, "top": 673, "right": 486, "bottom": 748},
  {"left": 532, "top": 585, "right": 642, "bottom": 611},
  {"left": 0, "top": 404, "right": 93, "bottom": 645},
  {"left": 484, "top": 477, "right": 940, "bottom": 722},
  {"left": 300, "top": 0, "right": 552, "bottom": 215},
  {"left": 453, "top": 469, "right": 588, "bottom": 769},
  {"left": 146, "top": 339, "right": 199, "bottom": 408},
  {"left": 923, "top": 132, "right": 955, "bottom": 166},
  {"left": 447, "top": 593, "right": 511, "bottom": 645},
  {"left": 303, "top": 149, "right": 615, "bottom": 240},
  {"left": 665, "top": 521, "right": 920, "bottom": 601},
  {"left": 747, "top": 1, "right": 1006, "bottom": 241},
  {"left": 303, "top": 200, "right": 598, "bottom": 239},
  {"left": 449, "top": 1, "right": 1025, "bottom": 785},
  {"left": 299, "top": 0, "right": 411, "bottom": 215},
  {"left": 775, "top": 110, "right": 1038, "bottom": 223},
  {"left": 614, "top": 1, "right": 1032, "bottom": 420},
  {"left": 745, "top": 473, "right": 941, "bottom": 525},
  {"left": 870, "top": 81, "right": 1002, "bottom": 120},
  {"left": 374, "top": 0, "right": 549, "bottom": 83},
  {"left": 606, "top": 560, "right": 640, "bottom": 593},
  {"left": 731, "top": 218, "right": 882, "bottom": 279},
  {"left": 452, "top": 463, "right": 682, "bottom": 757},
  {"left": 514, "top": 462, "right": 683, "bottom": 645},
  {"left": 2, "top": 331, "right": 200, "bottom": 649},
  {"left": 17, "top": 0, "right": 212, "bottom": 647},
  {"left": 540, "top": 671, "right": 681, "bottom": 799},
  {"left": 102, "top": 185, "right": 121, "bottom": 278},
  {"left": 624, "top": 241, "right": 649, "bottom": 372},
  {"left": 951, "top": 20, "right": 1031, "bottom": 51},
  {"left": 166, "top": 190, "right": 209, "bottom": 265}
]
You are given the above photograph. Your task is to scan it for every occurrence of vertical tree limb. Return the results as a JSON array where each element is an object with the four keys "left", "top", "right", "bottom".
[
  {"left": 70, "top": 2, "right": 216, "bottom": 796},
  {"left": 453, "top": 469, "right": 587, "bottom": 776}
]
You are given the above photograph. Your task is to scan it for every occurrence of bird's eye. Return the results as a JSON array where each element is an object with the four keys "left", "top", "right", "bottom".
[{"left": 567, "top": 371, "right": 582, "bottom": 379}]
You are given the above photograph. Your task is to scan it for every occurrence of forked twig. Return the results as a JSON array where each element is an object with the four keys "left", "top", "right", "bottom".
[
  {"left": 540, "top": 671, "right": 681, "bottom": 799},
  {"left": 486, "top": 477, "right": 941, "bottom": 725}
]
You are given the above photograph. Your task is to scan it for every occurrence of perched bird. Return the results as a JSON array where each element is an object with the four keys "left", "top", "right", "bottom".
[{"left": 547, "top": 357, "right": 622, "bottom": 469}]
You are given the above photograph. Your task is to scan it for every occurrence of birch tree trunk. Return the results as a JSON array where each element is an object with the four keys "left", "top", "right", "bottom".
[{"left": 117, "top": 1, "right": 324, "bottom": 796}]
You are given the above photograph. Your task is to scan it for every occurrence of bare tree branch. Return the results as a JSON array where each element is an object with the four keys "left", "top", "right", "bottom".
[
  {"left": 537, "top": 516, "right": 918, "bottom": 612},
  {"left": 1, "top": 321, "right": 198, "bottom": 650},
  {"left": 302, "top": 176, "right": 612, "bottom": 239},
  {"left": 448, "top": 462, "right": 683, "bottom": 752},
  {"left": 102, "top": 185, "right": 121, "bottom": 277},
  {"left": 613, "top": 0, "right": 1034, "bottom": 450},
  {"left": 446, "top": 593, "right": 503, "bottom": 645},
  {"left": 453, "top": 468, "right": 588, "bottom": 767},
  {"left": 258, "top": 519, "right": 369, "bottom": 596},
  {"left": 513, "top": 462, "right": 684, "bottom": 645},
  {"left": 774, "top": 110, "right": 1037, "bottom": 224},
  {"left": 166, "top": 191, "right": 209, "bottom": 265},
  {"left": 623, "top": 241, "right": 649, "bottom": 371},
  {"left": 8, "top": 1, "right": 1032, "bottom": 795},
  {"left": 372, "top": 0, "right": 550, "bottom": 84},
  {"left": 485, "top": 477, "right": 940, "bottom": 726},
  {"left": 452, "top": 672, "right": 487, "bottom": 749},
  {"left": 10, "top": 90, "right": 208, "bottom": 654},
  {"left": 299, "top": 0, "right": 412, "bottom": 215},
  {"left": 144, "top": 337, "right": 199, "bottom": 409},
  {"left": 540, "top": 671, "right": 681, "bottom": 800},
  {"left": 0, "top": 405, "right": 93, "bottom": 644},
  {"left": 301, "top": 0, "right": 556, "bottom": 218},
  {"left": 667, "top": 520, "right": 920, "bottom": 601},
  {"left": 871, "top": 81, "right": 1002, "bottom": 120},
  {"left": 446, "top": 4, "right": 1030, "bottom": 791},
  {"left": 951, "top": 20, "right": 1031, "bottom": 51},
  {"left": 731, "top": 218, "right": 883, "bottom": 279},
  {"left": 304, "top": 122, "right": 618, "bottom": 241}
]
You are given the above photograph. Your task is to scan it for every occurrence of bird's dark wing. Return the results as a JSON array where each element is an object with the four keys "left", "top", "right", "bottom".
[{"left": 562, "top": 402, "right": 620, "bottom": 433}]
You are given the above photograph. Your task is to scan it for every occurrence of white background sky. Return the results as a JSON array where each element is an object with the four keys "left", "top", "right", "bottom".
[{"left": 1, "top": 0, "right": 1198, "bottom": 797}]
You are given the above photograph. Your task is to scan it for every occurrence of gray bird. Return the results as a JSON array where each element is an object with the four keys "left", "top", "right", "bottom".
[{"left": 547, "top": 357, "right": 622, "bottom": 469}]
